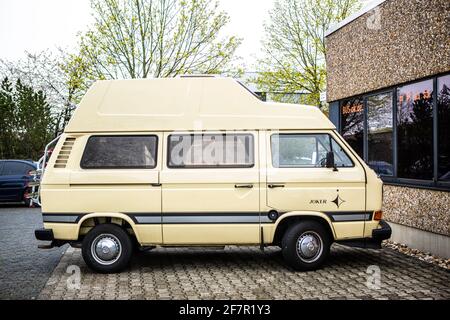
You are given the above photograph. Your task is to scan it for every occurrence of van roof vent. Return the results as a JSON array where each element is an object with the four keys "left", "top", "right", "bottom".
[{"left": 54, "top": 137, "right": 76, "bottom": 168}]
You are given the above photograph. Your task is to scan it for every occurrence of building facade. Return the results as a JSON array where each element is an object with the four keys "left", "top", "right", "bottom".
[{"left": 325, "top": 0, "right": 450, "bottom": 257}]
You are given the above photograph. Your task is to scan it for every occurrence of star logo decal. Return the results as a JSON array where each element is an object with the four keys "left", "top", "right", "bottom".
[{"left": 331, "top": 195, "right": 346, "bottom": 208}]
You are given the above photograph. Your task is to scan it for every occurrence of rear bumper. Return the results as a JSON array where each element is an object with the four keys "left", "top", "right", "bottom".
[
  {"left": 35, "top": 228, "right": 77, "bottom": 249},
  {"left": 337, "top": 220, "right": 392, "bottom": 249},
  {"left": 35, "top": 228, "right": 54, "bottom": 241}
]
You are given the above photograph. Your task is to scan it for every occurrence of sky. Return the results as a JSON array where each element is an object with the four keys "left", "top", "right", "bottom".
[{"left": 0, "top": 0, "right": 274, "bottom": 68}]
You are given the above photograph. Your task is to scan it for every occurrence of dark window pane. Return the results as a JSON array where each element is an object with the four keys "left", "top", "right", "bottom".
[
  {"left": 367, "top": 92, "right": 393, "bottom": 176},
  {"left": 438, "top": 75, "right": 450, "bottom": 181},
  {"left": 397, "top": 80, "right": 433, "bottom": 180},
  {"left": 341, "top": 98, "right": 364, "bottom": 158},
  {"left": 81, "top": 136, "right": 157, "bottom": 169},
  {"left": 168, "top": 134, "right": 254, "bottom": 168},
  {"left": 271, "top": 134, "right": 353, "bottom": 168}
]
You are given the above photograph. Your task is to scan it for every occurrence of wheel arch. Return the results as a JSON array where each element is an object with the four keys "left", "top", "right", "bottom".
[
  {"left": 272, "top": 211, "right": 336, "bottom": 246},
  {"left": 77, "top": 213, "right": 141, "bottom": 243}
]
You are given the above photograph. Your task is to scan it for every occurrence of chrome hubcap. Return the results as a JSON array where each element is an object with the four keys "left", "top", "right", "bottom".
[
  {"left": 296, "top": 231, "right": 323, "bottom": 263},
  {"left": 91, "top": 234, "right": 121, "bottom": 265}
]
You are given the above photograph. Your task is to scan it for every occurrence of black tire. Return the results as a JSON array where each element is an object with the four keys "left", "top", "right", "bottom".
[
  {"left": 82, "top": 224, "right": 133, "bottom": 273},
  {"left": 281, "top": 220, "right": 331, "bottom": 271}
]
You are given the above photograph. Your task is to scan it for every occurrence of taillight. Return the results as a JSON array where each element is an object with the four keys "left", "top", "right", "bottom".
[{"left": 374, "top": 210, "right": 383, "bottom": 221}]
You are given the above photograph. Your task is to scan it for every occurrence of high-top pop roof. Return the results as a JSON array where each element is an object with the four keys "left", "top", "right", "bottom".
[{"left": 65, "top": 77, "right": 334, "bottom": 133}]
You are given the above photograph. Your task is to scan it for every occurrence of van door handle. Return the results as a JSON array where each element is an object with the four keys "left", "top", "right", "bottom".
[
  {"left": 268, "top": 184, "right": 285, "bottom": 188},
  {"left": 234, "top": 184, "right": 253, "bottom": 188},
  {"left": 151, "top": 183, "right": 162, "bottom": 187}
]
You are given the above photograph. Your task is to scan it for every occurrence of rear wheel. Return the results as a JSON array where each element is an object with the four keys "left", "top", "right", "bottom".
[
  {"left": 281, "top": 221, "right": 331, "bottom": 271},
  {"left": 82, "top": 224, "right": 133, "bottom": 273}
]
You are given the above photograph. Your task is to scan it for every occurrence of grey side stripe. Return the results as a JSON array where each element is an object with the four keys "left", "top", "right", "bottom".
[
  {"left": 43, "top": 215, "right": 81, "bottom": 223},
  {"left": 133, "top": 216, "right": 162, "bottom": 224},
  {"left": 326, "top": 212, "right": 372, "bottom": 222},
  {"left": 331, "top": 214, "right": 371, "bottom": 222},
  {"left": 260, "top": 216, "right": 273, "bottom": 223},
  {"left": 129, "top": 213, "right": 274, "bottom": 224},
  {"left": 42, "top": 212, "right": 371, "bottom": 224},
  {"left": 163, "top": 215, "right": 260, "bottom": 224}
]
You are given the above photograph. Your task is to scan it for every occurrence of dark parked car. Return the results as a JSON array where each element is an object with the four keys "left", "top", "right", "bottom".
[{"left": 0, "top": 160, "right": 37, "bottom": 206}]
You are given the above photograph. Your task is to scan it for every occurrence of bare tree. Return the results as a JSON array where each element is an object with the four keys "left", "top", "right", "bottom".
[
  {"left": 256, "top": 0, "right": 361, "bottom": 108},
  {"left": 78, "top": 0, "right": 242, "bottom": 79}
]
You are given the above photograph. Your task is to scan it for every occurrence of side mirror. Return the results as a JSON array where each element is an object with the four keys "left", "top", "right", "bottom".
[{"left": 326, "top": 151, "right": 338, "bottom": 171}]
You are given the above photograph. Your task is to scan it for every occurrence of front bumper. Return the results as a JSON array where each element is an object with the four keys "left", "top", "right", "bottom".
[
  {"left": 337, "top": 220, "right": 392, "bottom": 249},
  {"left": 372, "top": 220, "right": 392, "bottom": 241}
]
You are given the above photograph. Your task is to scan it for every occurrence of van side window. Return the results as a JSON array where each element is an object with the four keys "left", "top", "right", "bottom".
[
  {"left": 271, "top": 134, "right": 353, "bottom": 168},
  {"left": 168, "top": 134, "right": 254, "bottom": 168},
  {"left": 81, "top": 136, "right": 158, "bottom": 169},
  {"left": 330, "top": 138, "right": 354, "bottom": 167}
]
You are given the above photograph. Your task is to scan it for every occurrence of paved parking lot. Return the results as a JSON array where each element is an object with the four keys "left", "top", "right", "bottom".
[
  {"left": 0, "top": 207, "right": 449, "bottom": 300},
  {"left": 41, "top": 238, "right": 450, "bottom": 300},
  {"left": 0, "top": 206, "right": 66, "bottom": 299}
]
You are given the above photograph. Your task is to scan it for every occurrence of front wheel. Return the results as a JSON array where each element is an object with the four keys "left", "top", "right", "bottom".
[
  {"left": 281, "top": 221, "right": 331, "bottom": 271},
  {"left": 82, "top": 224, "right": 133, "bottom": 273}
]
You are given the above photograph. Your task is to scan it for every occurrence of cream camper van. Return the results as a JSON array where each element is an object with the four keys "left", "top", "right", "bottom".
[{"left": 34, "top": 76, "right": 391, "bottom": 273}]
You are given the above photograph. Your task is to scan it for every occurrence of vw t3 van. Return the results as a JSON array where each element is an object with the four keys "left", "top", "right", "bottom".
[{"left": 35, "top": 76, "right": 391, "bottom": 273}]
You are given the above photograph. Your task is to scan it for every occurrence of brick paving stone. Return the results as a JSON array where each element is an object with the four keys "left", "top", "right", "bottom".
[
  {"left": 38, "top": 240, "right": 450, "bottom": 300},
  {"left": 0, "top": 206, "right": 66, "bottom": 299},
  {"left": 2, "top": 206, "right": 447, "bottom": 300}
]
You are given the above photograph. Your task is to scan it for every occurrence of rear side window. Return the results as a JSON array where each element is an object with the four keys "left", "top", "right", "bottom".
[
  {"left": 1, "top": 162, "right": 34, "bottom": 175},
  {"left": 168, "top": 133, "right": 254, "bottom": 168},
  {"left": 271, "top": 134, "right": 353, "bottom": 168},
  {"left": 81, "top": 136, "right": 158, "bottom": 169}
]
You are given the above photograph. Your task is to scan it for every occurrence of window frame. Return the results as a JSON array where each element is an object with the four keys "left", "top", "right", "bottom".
[
  {"left": 335, "top": 71, "right": 450, "bottom": 191},
  {"left": 436, "top": 75, "right": 450, "bottom": 184},
  {"left": 270, "top": 133, "right": 355, "bottom": 169},
  {"left": 80, "top": 135, "right": 159, "bottom": 170},
  {"left": 365, "top": 90, "right": 395, "bottom": 177},
  {"left": 166, "top": 133, "right": 255, "bottom": 169},
  {"left": 396, "top": 79, "right": 434, "bottom": 181},
  {"left": 340, "top": 97, "right": 365, "bottom": 160}
]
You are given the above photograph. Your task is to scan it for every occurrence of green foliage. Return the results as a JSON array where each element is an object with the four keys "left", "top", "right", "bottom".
[
  {"left": 0, "top": 78, "right": 15, "bottom": 158},
  {"left": 78, "top": 0, "right": 242, "bottom": 79},
  {"left": 256, "top": 0, "right": 361, "bottom": 109},
  {"left": 1, "top": 51, "right": 92, "bottom": 136},
  {"left": 0, "top": 77, "right": 54, "bottom": 159}
]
